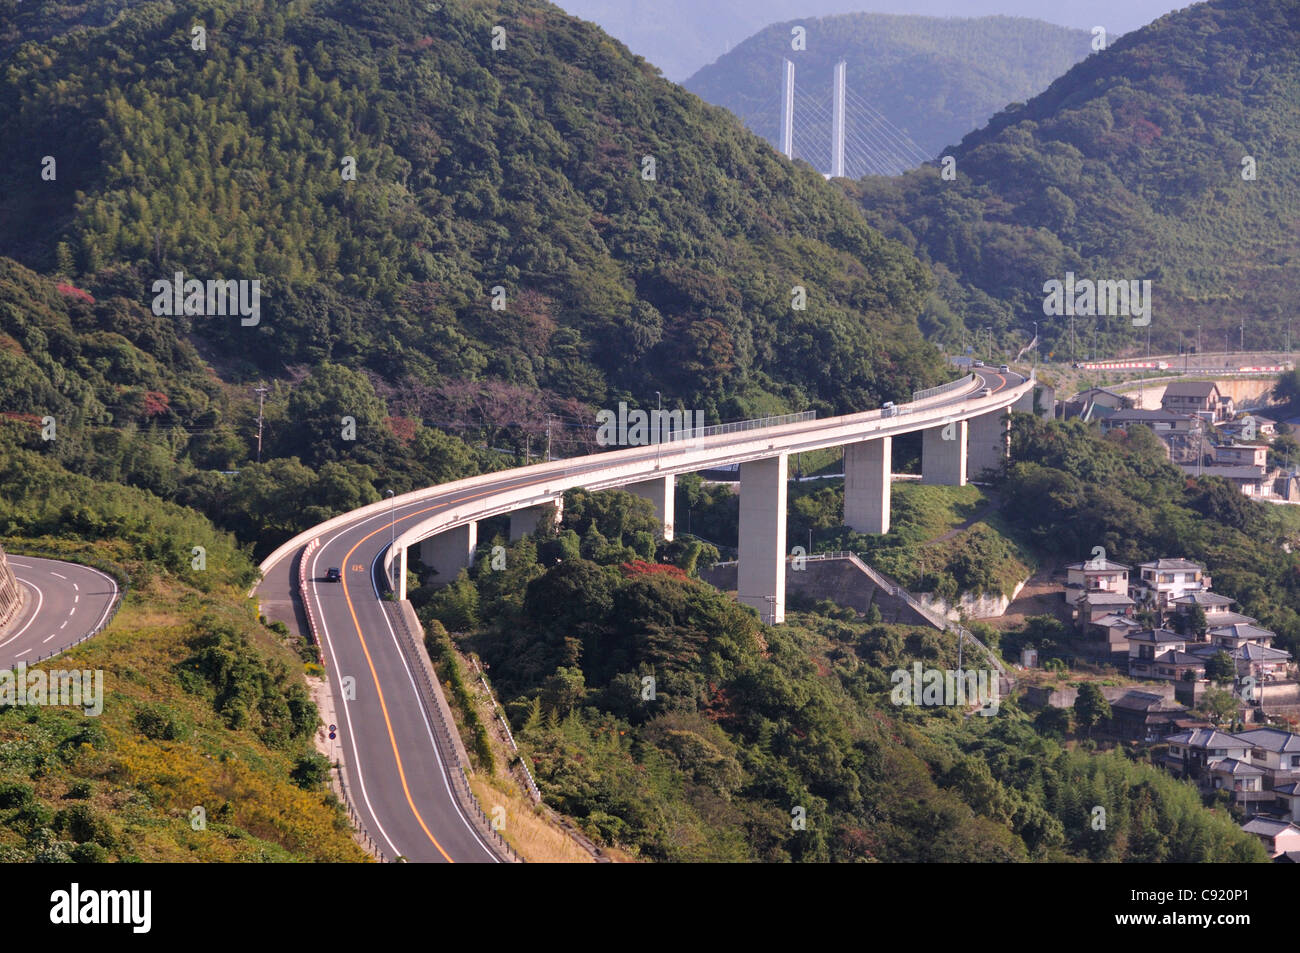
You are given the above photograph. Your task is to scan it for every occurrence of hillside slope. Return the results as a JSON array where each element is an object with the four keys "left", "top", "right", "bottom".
[
  {"left": 0, "top": 0, "right": 942, "bottom": 421},
  {"left": 847, "top": 0, "right": 1300, "bottom": 359}
]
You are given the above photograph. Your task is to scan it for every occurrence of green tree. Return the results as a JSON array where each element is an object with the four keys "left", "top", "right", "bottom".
[
  {"left": 1073, "top": 683, "right": 1111, "bottom": 737},
  {"left": 1205, "top": 650, "right": 1235, "bottom": 683}
]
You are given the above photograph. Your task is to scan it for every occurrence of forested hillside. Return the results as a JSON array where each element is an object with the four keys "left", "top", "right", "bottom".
[
  {"left": 848, "top": 0, "right": 1300, "bottom": 359},
  {"left": 414, "top": 476, "right": 1268, "bottom": 862},
  {"left": 0, "top": 423, "right": 362, "bottom": 861},
  {"left": 685, "top": 14, "right": 1092, "bottom": 170},
  {"left": 0, "top": 0, "right": 943, "bottom": 430}
]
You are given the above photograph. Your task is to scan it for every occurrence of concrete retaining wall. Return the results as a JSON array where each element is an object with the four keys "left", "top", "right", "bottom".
[
  {"left": 700, "top": 559, "right": 936, "bottom": 627},
  {"left": 0, "top": 545, "right": 24, "bottom": 632}
]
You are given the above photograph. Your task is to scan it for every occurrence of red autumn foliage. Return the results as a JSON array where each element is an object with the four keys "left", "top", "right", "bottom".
[
  {"left": 56, "top": 283, "right": 95, "bottom": 304},
  {"left": 387, "top": 416, "right": 418, "bottom": 444},
  {"left": 143, "top": 390, "right": 170, "bottom": 417},
  {"left": 619, "top": 560, "right": 688, "bottom": 580}
]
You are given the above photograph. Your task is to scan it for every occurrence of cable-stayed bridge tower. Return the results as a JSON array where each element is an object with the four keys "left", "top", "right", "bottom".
[{"left": 773, "top": 60, "right": 930, "bottom": 178}]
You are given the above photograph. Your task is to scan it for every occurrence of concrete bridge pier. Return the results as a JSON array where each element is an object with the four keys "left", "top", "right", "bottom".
[
  {"left": 738, "top": 453, "right": 788, "bottom": 624},
  {"left": 921, "top": 419, "right": 968, "bottom": 486},
  {"left": 509, "top": 497, "right": 563, "bottom": 542},
  {"left": 419, "top": 522, "right": 478, "bottom": 586},
  {"left": 622, "top": 475, "right": 675, "bottom": 540},
  {"left": 844, "top": 437, "right": 891, "bottom": 534},
  {"left": 966, "top": 409, "right": 1009, "bottom": 481}
]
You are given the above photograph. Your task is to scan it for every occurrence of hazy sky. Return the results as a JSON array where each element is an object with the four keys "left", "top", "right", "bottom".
[{"left": 555, "top": 1, "right": 1196, "bottom": 80}]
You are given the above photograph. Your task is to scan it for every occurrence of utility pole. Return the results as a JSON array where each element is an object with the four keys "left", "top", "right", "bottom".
[
  {"left": 1070, "top": 314, "right": 1075, "bottom": 364},
  {"left": 1032, "top": 320, "right": 1038, "bottom": 373},
  {"left": 253, "top": 383, "right": 269, "bottom": 463},
  {"left": 545, "top": 413, "right": 553, "bottom": 462}
]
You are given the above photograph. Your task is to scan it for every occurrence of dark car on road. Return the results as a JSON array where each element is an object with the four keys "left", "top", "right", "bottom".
[{"left": 325, "top": 567, "right": 341, "bottom": 582}]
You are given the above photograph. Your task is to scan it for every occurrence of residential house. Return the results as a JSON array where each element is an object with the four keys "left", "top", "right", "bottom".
[
  {"left": 1275, "top": 782, "right": 1300, "bottom": 823},
  {"left": 1162, "top": 381, "right": 1232, "bottom": 423},
  {"left": 1104, "top": 690, "right": 1190, "bottom": 742},
  {"left": 1076, "top": 590, "right": 1136, "bottom": 630},
  {"left": 1088, "top": 613, "right": 1144, "bottom": 657},
  {"left": 1172, "top": 592, "right": 1254, "bottom": 631},
  {"left": 1207, "top": 623, "right": 1276, "bottom": 651},
  {"left": 1207, "top": 759, "right": 1271, "bottom": 812},
  {"left": 1178, "top": 464, "right": 1268, "bottom": 497},
  {"left": 1066, "top": 558, "right": 1130, "bottom": 593},
  {"left": 1126, "top": 629, "right": 1205, "bottom": 681},
  {"left": 1215, "top": 443, "right": 1269, "bottom": 468},
  {"left": 1221, "top": 415, "right": 1278, "bottom": 441},
  {"left": 1234, "top": 728, "right": 1300, "bottom": 789},
  {"left": 1100, "top": 409, "right": 1199, "bottom": 435},
  {"left": 1074, "top": 387, "right": 1130, "bottom": 411},
  {"left": 1240, "top": 817, "right": 1300, "bottom": 858},
  {"left": 1233, "top": 643, "right": 1292, "bottom": 684},
  {"left": 1065, "top": 558, "right": 1131, "bottom": 614},
  {"left": 1162, "top": 728, "right": 1253, "bottom": 780},
  {"left": 1134, "top": 559, "right": 1211, "bottom": 610}
]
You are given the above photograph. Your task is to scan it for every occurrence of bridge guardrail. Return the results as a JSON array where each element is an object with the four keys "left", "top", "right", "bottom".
[
  {"left": 675, "top": 410, "right": 816, "bottom": 441},
  {"left": 385, "top": 601, "right": 522, "bottom": 863},
  {"left": 912, "top": 374, "right": 977, "bottom": 404}
]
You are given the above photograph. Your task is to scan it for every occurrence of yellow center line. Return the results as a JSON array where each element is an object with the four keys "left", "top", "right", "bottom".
[{"left": 337, "top": 469, "right": 572, "bottom": 860}]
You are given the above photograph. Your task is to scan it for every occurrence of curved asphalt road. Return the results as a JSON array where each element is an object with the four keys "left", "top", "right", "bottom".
[
  {"left": 0, "top": 557, "right": 120, "bottom": 669},
  {"left": 257, "top": 368, "right": 1027, "bottom": 863}
]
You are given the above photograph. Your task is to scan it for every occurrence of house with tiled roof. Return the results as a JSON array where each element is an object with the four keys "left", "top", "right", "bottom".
[
  {"left": 1179, "top": 464, "right": 1269, "bottom": 497},
  {"left": 1241, "top": 817, "right": 1300, "bottom": 858},
  {"left": 1275, "top": 782, "right": 1300, "bottom": 824},
  {"left": 1171, "top": 591, "right": 1244, "bottom": 626},
  {"left": 1163, "top": 728, "right": 1252, "bottom": 780},
  {"left": 1207, "top": 758, "right": 1271, "bottom": 811},
  {"left": 1234, "top": 728, "right": 1300, "bottom": 789},
  {"left": 1215, "top": 443, "right": 1268, "bottom": 468},
  {"left": 1206, "top": 622, "right": 1275, "bottom": 650},
  {"left": 1126, "top": 629, "right": 1200, "bottom": 680},
  {"left": 1076, "top": 590, "right": 1136, "bottom": 631},
  {"left": 1066, "top": 557, "right": 1130, "bottom": 594},
  {"left": 1162, "top": 381, "right": 1232, "bottom": 422},
  {"left": 1134, "top": 558, "right": 1211, "bottom": 610},
  {"left": 1104, "top": 689, "right": 1190, "bottom": 742}
]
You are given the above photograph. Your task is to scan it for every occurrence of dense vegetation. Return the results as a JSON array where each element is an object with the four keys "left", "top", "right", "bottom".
[
  {"left": 1001, "top": 414, "right": 1300, "bottom": 660},
  {"left": 685, "top": 14, "right": 1092, "bottom": 170},
  {"left": 1, "top": 0, "right": 944, "bottom": 432},
  {"left": 413, "top": 483, "right": 1264, "bottom": 862},
  {"left": 848, "top": 0, "right": 1300, "bottom": 361},
  {"left": 0, "top": 435, "right": 362, "bottom": 861}
]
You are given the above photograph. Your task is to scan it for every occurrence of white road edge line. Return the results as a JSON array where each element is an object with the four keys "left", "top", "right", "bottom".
[
  {"left": 367, "top": 540, "right": 501, "bottom": 863},
  {"left": 0, "top": 578, "right": 44, "bottom": 650},
  {"left": 311, "top": 527, "right": 404, "bottom": 862}
]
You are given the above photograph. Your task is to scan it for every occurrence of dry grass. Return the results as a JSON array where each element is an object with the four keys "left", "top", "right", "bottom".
[{"left": 469, "top": 774, "right": 594, "bottom": 863}]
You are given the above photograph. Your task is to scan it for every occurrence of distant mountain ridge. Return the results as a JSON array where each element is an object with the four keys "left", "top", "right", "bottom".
[
  {"left": 555, "top": 0, "right": 1184, "bottom": 82},
  {"left": 685, "top": 13, "right": 1094, "bottom": 174}
]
